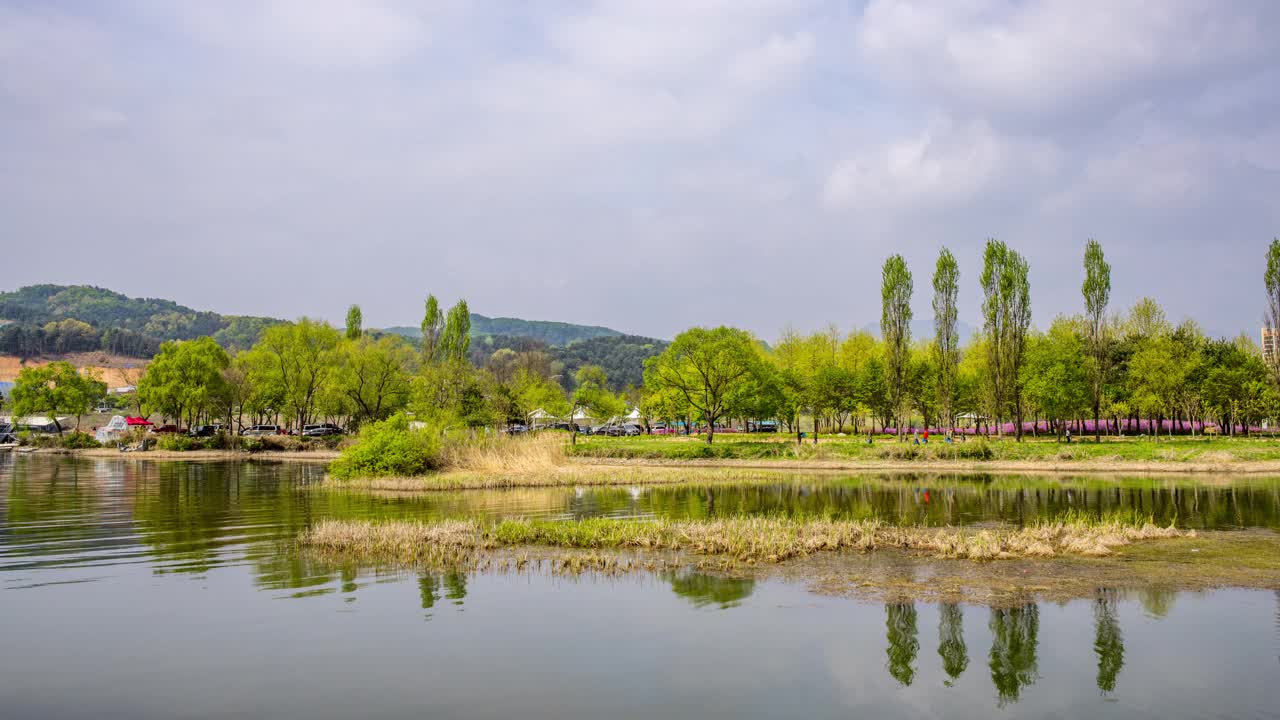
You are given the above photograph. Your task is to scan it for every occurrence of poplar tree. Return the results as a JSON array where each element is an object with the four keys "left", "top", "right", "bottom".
[
  {"left": 438, "top": 299, "right": 471, "bottom": 363},
  {"left": 420, "top": 294, "right": 443, "bottom": 363},
  {"left": 1082, "top": 239, "right": 1111, "bottom": 441},
  {"left": 932, "top": 248, "right": 960, "bottom": 435},
  {"left": 1264, "top": 239, "right": 1280, "bottom": 388},
  {"left": 980, "top": 239, "right": 1031, "bottom": 440},
  {"left": 881, "top": 255, "right": 913, "bottom": 438},
  {"left": 345, "top": 304, "right": 363, "bottom": 340}
]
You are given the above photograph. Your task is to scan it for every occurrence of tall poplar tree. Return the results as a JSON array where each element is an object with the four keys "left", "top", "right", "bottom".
[
  {"left": 1082, "top": 239, "right": 1111, "bottom": 441},
  {"left": 932, "top": 248, "right": 960, "bottom": 435},
  {"left": 981, "top": 239, "right": 1031, "bottom": 440},
  {"left": 881, "top": 255, "right": 913, "bottom": 438},
  {"left": 1264, "top": 239, "right": 1280, "bottom": 388},
  {"left": 420, "top": 294, "right": 443, "bottom": 364},
  {"left": 438, "top": 299, "right": 471, "bottom": 364}
]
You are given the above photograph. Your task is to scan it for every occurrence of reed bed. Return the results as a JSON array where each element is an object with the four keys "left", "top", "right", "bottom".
[{"left": 300, "top": 513, "right": 1187, "bottom": 564}]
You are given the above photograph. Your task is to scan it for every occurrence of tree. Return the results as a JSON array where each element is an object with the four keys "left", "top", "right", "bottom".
[
  {"left": 345, "top": 304, "right": 363, "bottom": 340},
  {"left": 9, "top": 361, "right": 106, "bottom": 433},
  {"left": 881, "top": 255, "right": 913, "bottom": 438},
  {"left": 981, "top": 239, "right": 1032, "bottom": 439},
  {"left": 1082, "top": 239, "right": 1111, "bottom": 441},
  {"left": 1020, "top": 319, "right": 1090, "bottom": 440},
  {"left": 137, "top": 338, "right": 231, "bottom": 429},
  {"left": 1266, "top": 239, "right": 1280, "bottom": 390},
  {"left": 885, "top": 603, "right": 919, "bottom": 686},
  {"left": 337, "top": 335, "right": 416, "bottom": 427},
  {"left": 438, "top": 300, "right": 471, "bottom": 364},
  {"left": 1093, "top": 589, "right": 1125, "bottom": 694},
  {"left": 938, "top": 603, "right": 969, "bottom": 684},
  {"left": 421, "top": 294, "right": 443, "bottom": 363},
  {"left": 254, "top": 319, "right": 341, "bottom": 428},
  {"left": 644, "top": 327, "right": 764, "bottom": 444},
  {"left": 933, "top": 248, "right": 960, "bottom": 435},
  {"left": 567, "top": 365, "right": 623, "bottom": 444},
  {"left": 988, "top": 604, "right": 1040, "bottom": 707}
]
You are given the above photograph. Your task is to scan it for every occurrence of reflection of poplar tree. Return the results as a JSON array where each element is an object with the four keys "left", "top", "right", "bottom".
[
  {"left": 1093, "top": 589, "right": 1125, "bottom": 694},
  {"left": 667, "top": 572, "right": 755, "bottom": 609},
  {"left": 886, "top": 603, "right": 920, "bottom": 686},
  {"left": 1137, "top": 588, "right": 1175, "bottom": 619},
  {"left": 445, "top": 569, "right": 467, "bottom": 605},
  {"left": 419, "top": 574, "right": 439, "bottom": 610},
  {"left": 938, "top": 603, "right": 969, "bottom": 684},
  {"left": 988, "top": 604, "right": 1040, "bottom": 706}
]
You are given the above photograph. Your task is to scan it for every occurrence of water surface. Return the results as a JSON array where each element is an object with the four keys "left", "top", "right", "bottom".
[{"left": 2, "top": 455, "right": 1278, "bottom": 718}]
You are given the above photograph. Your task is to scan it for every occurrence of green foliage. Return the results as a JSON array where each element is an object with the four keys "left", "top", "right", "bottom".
[
  {"left": 345, "top": 304, "right": 363, "bottom": 340},
  {"left": 337, "top": 334, "right": 416, "bottom": 427},
  {"left": 1020, "top": 318, "right": 1090, "bottom": 433},
  {"left": 438, "top": 300, "right": 472, "bottom": 364},
  {"left": 387, "top": 314, "right": 622, "bottom": 347},
  {"left": 553, "top": 335, "right": 669, "bottom": 391},
  {"left": 137, "top": 337, "right": 230, "bottom": 427},
  {"left": 10, "top": 361, "right": 106, "bottom": 432},
  {"left": 645, "top": 327, "right": 767, "bottom": 443},
  {"left": 881, "top": 255, "right": 913, "bottom": 432},
  {"left": 59, "top": 431, "right": 101, "bottom": 449},
  {"left": 251, "top": 319, "right": 342, "bottom": 427},
  {"left": 980, "top": 239, "right": 1032, "bottom": 435},
  {"left": 156, "top": 434, "right": 202, "bottom": 451},
  {"left": 933, "top": 248, "right": 960, "bottom": 428},
  {"left": 329, "top": 414, "right": 442, "bottom": 479},
  {"left": 421, "top": 294, "right": 443, "bottom": 362}
]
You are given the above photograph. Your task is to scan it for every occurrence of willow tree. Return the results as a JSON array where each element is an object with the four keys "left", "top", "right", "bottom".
[
  {"left": 881, "top": 255, "right": 913, "bottom": 438},
  {"left": 932, "top": 248, "right": 960, "bottom": 435},
  {"left": 885, "top": 603, "right": 919, "bottom": 687},
  {"left": 1264, "top": 239, "right": 1280, "bottom": 388},
  {"left": 980, "top": 239, "right": 1031, "bottom": 439},
  {"left": 420, "top": 294, "right": 443, "bottom": 364},
  {"left": 1082, "top": 240, "right": 1110, "bottom": 441},
  {"left": 345, "top": 304, "right": 363, "bottom": 340}
]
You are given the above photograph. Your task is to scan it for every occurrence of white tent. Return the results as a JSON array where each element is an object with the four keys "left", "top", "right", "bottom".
[
  {"left": 624, "top": 408, "right": 642, "bottom": 422},
  {"left": 96, "top": 415, "right": 130, "bottom": 444},
  {"left": 528, "top": 408, "right": 561, "bottom": 424}
]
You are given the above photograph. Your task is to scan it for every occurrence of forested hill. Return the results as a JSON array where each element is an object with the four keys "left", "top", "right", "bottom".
[
  {"left": 0, "top": 284, "right": 281, "bottom": 357},
  {"left": 383, "top": 314, "right": 622, "bottom": 347}
]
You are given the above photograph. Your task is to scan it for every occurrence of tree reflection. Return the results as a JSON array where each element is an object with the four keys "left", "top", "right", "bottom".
[
  {"left": 1137, "top": 588, "right": 1176, "bottom": 619},
  {"left": 667, "top": 571, "right": 755, "bottom": 609},
  {"left": 1094, "top": 589, "right": 1125, "bottom": 694},
  {"left": 937, "top": 603, "right": 968, "bottom": 685},
  {"left": 885, "top": 603, "right": 920, "bottom": 686},
  {"left": 419, "top": 574, "right": 440, "bottom": 610},
  {"left": 444, "top": 568, "right": 468, "bottom": 605},
  {"left": 988, "top": 604, "right": 1039, "bottom": 706}
]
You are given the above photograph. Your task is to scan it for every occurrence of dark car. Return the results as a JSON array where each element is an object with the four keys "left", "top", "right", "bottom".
[
  {"left": 302, "top": 423, "right": 343, "bottom": 437},
  {"left": 188, "top": 424, "right": 225, "bottom": 438},
  {"left": 505, "top": 424, "right": 529, "bottom": 436},
  {"left": 752, "top": 421, "right": 779, "bottom": 433},
  {"left": 619, "top": 424, "right": 643, "bottom": 436}
]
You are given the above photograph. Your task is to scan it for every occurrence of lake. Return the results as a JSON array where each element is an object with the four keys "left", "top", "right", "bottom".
[{"left": 2, "top": 455, "right": 1278, "bottom": 718}]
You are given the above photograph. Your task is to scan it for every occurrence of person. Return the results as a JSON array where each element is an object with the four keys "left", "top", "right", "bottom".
[
  {"left": 1065, "top": 428, "right": 1072, "bottom": 443},
  {"left": 922, "top": 429, "right": 929, "bottom": 444}
]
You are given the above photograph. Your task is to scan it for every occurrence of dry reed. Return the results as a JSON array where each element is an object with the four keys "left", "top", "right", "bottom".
[{"left": 300, "top": 514, "right": 1188, "bottom": 564}]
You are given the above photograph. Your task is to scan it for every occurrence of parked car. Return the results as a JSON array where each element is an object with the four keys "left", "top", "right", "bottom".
[
  {"left": 752, "top": 421, "right": 779, "bottom": 433},
  {"left": 619, "top": 423, "right": 643, "bottom": 436},
  {"left": 302, "top": 423, "right": 343, "bottom": 437},
  {"left": 505, "top": 424, "right": 528, "bottom": 436},
  {"left": 189, "top": 424, "right": 225, "bottom": 438},
  {"left": 241, "top": 424, "right": 281, "bottom": 437},
  {"left": 149, "top": 424, "right": 184, "bottom": 434}
]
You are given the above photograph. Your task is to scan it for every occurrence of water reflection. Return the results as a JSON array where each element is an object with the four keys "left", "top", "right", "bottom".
[
  {"left": 667, "top": 571, "right": 755, "bottom": 609},
  {"left": 885, "top": 602, "right": 920, "bottom": 686},
  {"left": 989, "top": 604, "right": 1040, "bottom": 706},
  {"left": 1094, "top": 589, "right": 1125, "bottom": 694},
  {"left": 938, "top": 602, "right": 969, "bottom": 685}
]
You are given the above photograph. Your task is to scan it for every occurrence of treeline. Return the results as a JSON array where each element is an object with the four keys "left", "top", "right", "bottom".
[
  {"left": 640, "top": 238, "right": 1280, "bottom": 442},
  {"left": 0, "top": 284, "right": 280, "bottom": 358},
  {"left": 464, "top": 333, "right": 667, "bottom": 391}
]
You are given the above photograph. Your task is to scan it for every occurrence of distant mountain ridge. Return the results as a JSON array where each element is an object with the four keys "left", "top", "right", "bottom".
[
  {"left": 383, "top": 314, "right": 623, "bottom": 347},
  {"left": 0, "top": 284, "right": 633, "bottom": 359}
]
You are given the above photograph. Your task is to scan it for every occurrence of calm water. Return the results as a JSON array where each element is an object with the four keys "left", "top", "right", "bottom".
[{"left": 2, "top": 455, "right": 1278, "bottom": 719}]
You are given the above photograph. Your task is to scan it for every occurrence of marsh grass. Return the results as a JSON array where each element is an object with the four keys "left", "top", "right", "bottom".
[
  {"left": 438, "top": 433, "right": 567, "bottom": 474},
  {"left": 300, "top": 512, "right": 1187, "bottom": 565}
]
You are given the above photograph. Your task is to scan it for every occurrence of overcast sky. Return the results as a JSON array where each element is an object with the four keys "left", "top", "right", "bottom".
[{"left": 3, "top": 1, "right": 1278, "bottom": 341}]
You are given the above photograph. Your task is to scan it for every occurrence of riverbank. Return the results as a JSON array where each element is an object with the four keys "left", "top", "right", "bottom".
[{"left": 39, "top": 447, "right": 340, "bottom": 462}]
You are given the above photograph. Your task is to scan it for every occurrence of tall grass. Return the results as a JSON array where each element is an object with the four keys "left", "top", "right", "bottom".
[
  {"left": 301, "top": 513, "right": 1187, "bottom": 564},
  {"left": 439, "top": 433, "right": 566, "bottom": 474}
]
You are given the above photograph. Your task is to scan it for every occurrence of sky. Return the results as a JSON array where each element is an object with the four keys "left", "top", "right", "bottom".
[{"left": 3, "top": 0, "right": 1279, "bottom": 341}]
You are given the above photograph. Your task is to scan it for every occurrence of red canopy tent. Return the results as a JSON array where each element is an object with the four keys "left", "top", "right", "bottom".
[{"left": 125, "top": 416, "right": 153, "bottom": 427}]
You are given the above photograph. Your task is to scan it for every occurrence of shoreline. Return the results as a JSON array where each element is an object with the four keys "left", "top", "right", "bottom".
[{"left": 26, "top": 447, "right": 340, "bottom": 462}]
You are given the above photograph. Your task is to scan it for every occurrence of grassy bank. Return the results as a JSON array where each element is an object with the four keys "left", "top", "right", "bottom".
[
  {"left": 568, "top": 434, "right": 1280, "bottom": 468},
  {"left": 300, "top": 512, "right": 1185, "bottom": 565}
]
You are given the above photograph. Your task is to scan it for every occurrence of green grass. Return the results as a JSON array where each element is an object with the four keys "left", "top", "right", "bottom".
[{"left": 567, "top": 433, "right": 1280, "bottom": 465}]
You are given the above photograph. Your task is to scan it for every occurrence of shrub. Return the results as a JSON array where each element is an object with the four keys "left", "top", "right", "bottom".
[
  {"left": 61, "top": 431, "right": 101, "bottom": 449},
  {"left": 955, "top": 438, "right": 993, "bottom": 460},
  {"left": 157, "top": 434, "right": 202, "bottom": 451},
  {"left": 329, "top": 415, "right": 442, "bottom": 479}
]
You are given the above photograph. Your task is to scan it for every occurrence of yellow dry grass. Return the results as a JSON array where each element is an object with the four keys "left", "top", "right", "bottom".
[{"left": 300, "top": 515, "right": 1188, "bottom": 565}]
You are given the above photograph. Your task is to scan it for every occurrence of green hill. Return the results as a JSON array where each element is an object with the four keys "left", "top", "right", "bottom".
[{"left": 383, "top": 313, "right": 622, "bottom": 347}]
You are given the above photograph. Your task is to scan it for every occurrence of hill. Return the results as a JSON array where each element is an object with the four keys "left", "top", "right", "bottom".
[
  {"left": 0, "top": 284, "right": 281, "bottom": 357},
  {"left": 383, "top": 313, "right": 622, "bottom": 347}
]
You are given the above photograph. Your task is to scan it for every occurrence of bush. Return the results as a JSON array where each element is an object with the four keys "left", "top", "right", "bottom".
[
  {"left": 329, "top": 415, "right": 442, "bottom": 479},
  {"left": 955, "top": 438, "right": 994, "bottom": 460},
  {"left": 61, "top": 431, "right": 101, "bottom": 449},
  {"left": 157, "top": 434, "right": 202, "bottom": 451}
]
